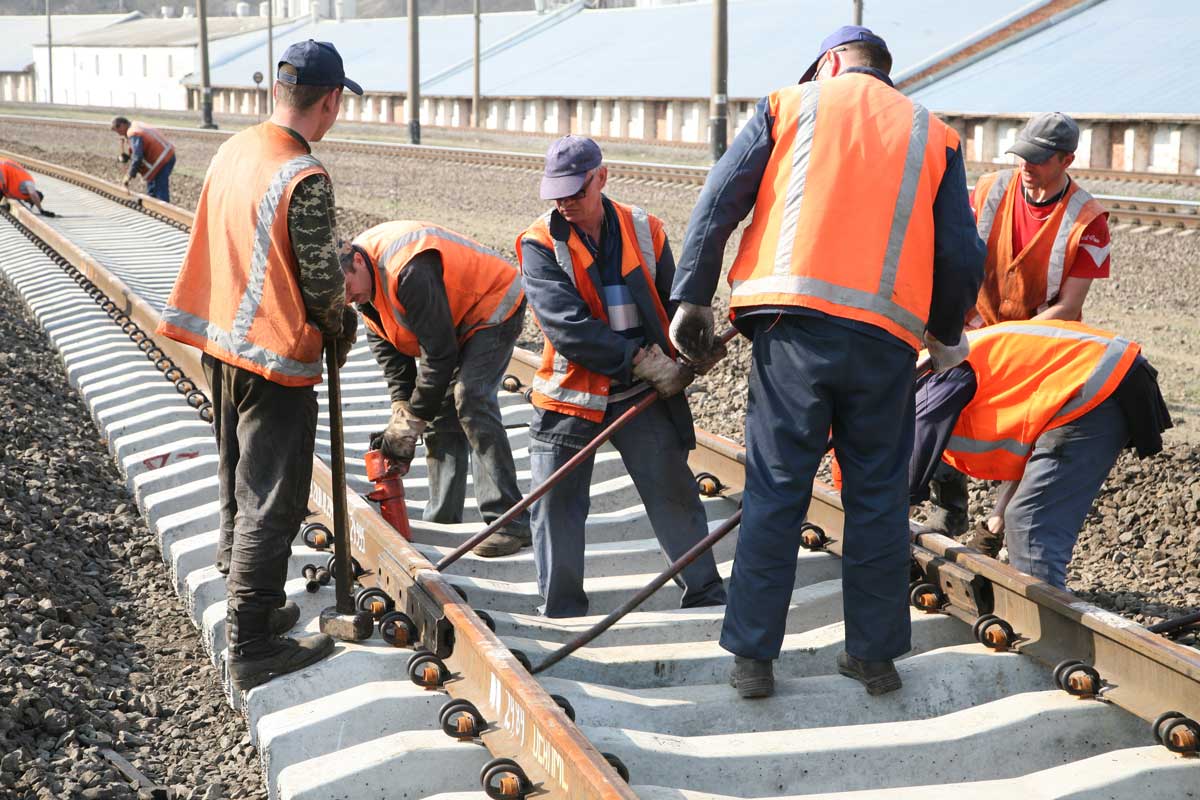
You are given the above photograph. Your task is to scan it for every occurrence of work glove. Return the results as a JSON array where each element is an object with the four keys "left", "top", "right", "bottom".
[
  {"left": 921, "top": 331, "right": 970, "bottom": 374},
  {"left": 335, "top": 307, "right": 358, "bottom": 368},
  {"left": 669, "top": 302, "right": 720, "bottom": 368},
  {"left": 380, "top": 400, "right": 428, "bottom": 463},
  {"left": 38, "top": 208, "right": 57, "bottom": 218},
  {"left": 118, "top": 152, "right": 130, "bottom": 163},
  {"left": 632, "top": 344, "right": 694, "bottom": 398}
]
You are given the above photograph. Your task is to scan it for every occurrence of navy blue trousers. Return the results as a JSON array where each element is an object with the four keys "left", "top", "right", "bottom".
[
  {"left": 720, "top": 314, "right": 916, "bottom": 662},
  {"left": 146, "top": 156, "right": 174, "bottom": 202}
]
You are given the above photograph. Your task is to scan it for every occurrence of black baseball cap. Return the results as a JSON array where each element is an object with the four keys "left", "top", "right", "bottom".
[
  {"left": 1006, "top": 112, "right": 1080, "bottom": 164},
  {"left": 799, "top": 25, "right": 890, "bottom": 83},
  {"left": 277, "top": 39, "right": 363, "bottom": 96}
]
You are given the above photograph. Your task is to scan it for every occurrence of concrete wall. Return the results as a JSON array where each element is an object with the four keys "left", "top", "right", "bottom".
[
  {"left": 32, "top": 45, "right": 194, "bottom": 110},
  {"left": 1, "top": 71, "right": 35, "bottom": 103}
]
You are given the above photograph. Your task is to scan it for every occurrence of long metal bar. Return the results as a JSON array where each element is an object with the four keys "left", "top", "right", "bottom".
[
  {"left": 709, "top": 0, "right": 728, "bottom": 162},
  {"left": 44, "top": 0, "right": 53, "bottom": 104},
  {"left": 197, "top": 0, "right": 216, "bottom": 129},
  {"left": 408, "top": 0, "right": 421, "bottom": 144},
  {"left": 325, "top": 342, "right": 355, "bottom": 615},
  {"left": 472, "top": 0, "right": 481, "bottom": 127},
  {"left": 853, "top": 0, "right": 863, "bottom": 25},
  {"left": 267, "top": 0, "right": 275, "bottom": 114}
]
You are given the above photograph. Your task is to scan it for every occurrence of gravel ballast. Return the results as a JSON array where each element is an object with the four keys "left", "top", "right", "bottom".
[{"left": 0, "top": 273, "right": 264, "bottom": 800}]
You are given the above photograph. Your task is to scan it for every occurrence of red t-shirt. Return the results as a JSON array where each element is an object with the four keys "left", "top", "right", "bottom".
[{"left": 972, "top": 183, "right": 1111, "bottom": 279}]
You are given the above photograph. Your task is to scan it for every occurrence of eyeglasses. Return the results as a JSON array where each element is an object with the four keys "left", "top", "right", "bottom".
[{"left": 564, "top": 171, "right": 596, "bottom": 201}]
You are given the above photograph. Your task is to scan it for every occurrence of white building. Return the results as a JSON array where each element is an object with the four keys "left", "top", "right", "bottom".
[{"left": 0, "top": 13, "right": 131, "bottom": 103}]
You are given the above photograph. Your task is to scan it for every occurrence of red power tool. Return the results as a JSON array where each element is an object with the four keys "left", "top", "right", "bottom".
[{"left": 364, "top": 449, "right": 413, "bottom": 540}]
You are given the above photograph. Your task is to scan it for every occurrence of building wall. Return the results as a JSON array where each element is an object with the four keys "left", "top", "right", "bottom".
[
  {"left": 32, "top": 44, "right": 194, "bottom": 110},
  {"left": 1, "top": 71, "right": 35, "bottom": 103}
]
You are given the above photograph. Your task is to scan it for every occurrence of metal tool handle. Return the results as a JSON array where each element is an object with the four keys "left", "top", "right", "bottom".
[
  {"left": 435, "top": 327, "right": 740, "bottom": 572},
  {"left": 325, "top": 339, "right": 355, "bottom": 615}
]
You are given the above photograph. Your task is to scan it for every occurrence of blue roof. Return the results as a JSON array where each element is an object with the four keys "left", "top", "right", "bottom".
[
  {"left": 0, "top": 13, "right": 131, "bottom": 72},
  {"left": 909, "top": 0, "right": 1200, "bottom": 114}
]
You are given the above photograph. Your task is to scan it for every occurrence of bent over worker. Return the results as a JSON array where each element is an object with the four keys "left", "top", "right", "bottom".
[
  {"left": 111, "top": 116, "right": 176, "bottom": 202},
  {"left": 516, "top": 135, "right": 726, "bottom": 618},
  {"left": 925, "top": 112, "right": 1111, "bottom": 542},
  {"left": 910, "top": 321, "right": 1170, "bottom": 588},
  {"left": 0, "top": 157, "right": 52, "bottom": 216},
  {"left": 340, "top": 221, "right": 531, "bottom": 557},
  {"left": 157, "top": 40, "right": 361, "bottom": 690},
  {"left": 670, "top": 27, "right": 985, "bottom": 698}
]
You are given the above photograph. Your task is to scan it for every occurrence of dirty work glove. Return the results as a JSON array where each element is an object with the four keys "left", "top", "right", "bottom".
[
  {"left": 633, "top": 344, "right": 694, "bottom": 398},
  {"left": 335, "top": 307, "right": 358, "bottom": 368},
  {"left": 669, "top": 302, "right": 718, "bottom": 365},
  {"left": 381, "top": 401, "right": 428, "bottom": 463},
  {"left": 38, "top": 208, "right": 57, "bottom": 218},
  {"left": 922, "top": 331, "right": 970, "bottom": 374},
  {"left": 119, "top": 152, "right": 131, "bottom": 164}
]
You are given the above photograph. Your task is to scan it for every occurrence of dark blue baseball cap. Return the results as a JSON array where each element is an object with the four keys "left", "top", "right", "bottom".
[
  {"left": 798, "top": 25, "right": 890, "bottom": 83},
  {"left": 540, "top": 135, "right": 603, "bottom": 200},
  {"left": 277, "top": 39, "right": 363, "bottom": 95}
]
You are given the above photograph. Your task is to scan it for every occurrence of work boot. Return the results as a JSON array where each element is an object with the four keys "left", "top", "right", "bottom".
[
  {"left": 960, "top": 521, "right": 1004, "bottom": 559},
  {"left": 227, "top": 607, "right": 334, "bottom": 691},
  {"left": 837, "top": 651, "right": 902, "bottom": 696},
  {"left": 729, "top": 656, "right": 774, "bottom": 699},
  {"left": 923, "top": 467, "right": 969, "bottom": 537},
  {"left": 473, "top": 528, "right": 532, "bottom": 558},
  {"left": 269, "top": 601, "right": 301, "bottom": 635}
]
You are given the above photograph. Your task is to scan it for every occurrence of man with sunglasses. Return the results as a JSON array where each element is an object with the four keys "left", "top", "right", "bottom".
[
  {"left": 670, "top": 27, "right": 985, "bottom": 698},
  {"left": 515, "top": 135, "right": 727, "bottom": 618}
]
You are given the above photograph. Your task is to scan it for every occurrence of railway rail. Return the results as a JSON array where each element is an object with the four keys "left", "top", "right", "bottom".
[
  {"left": 4, "top": 113, "right": 1200, "bottom": 229},
  {"left": 1, "top": 152, "right": 1199, "bottom": 799}
]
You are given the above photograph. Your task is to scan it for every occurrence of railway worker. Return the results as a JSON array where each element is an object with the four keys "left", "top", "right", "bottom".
[
  {"left": 339, "top": 221, "right": 531, "bottom": 557},
  {"left": 110, "top": 115, "right": 176, "bottom": 202},
  {"left": 924, "top": 113, "right": 1112, "bottom": 544},
  {"left": 0, "top": 157, "right": 53, "bottom": 216},
  {"left": 669, "top": 26, "right": 985, "bottom": 698},
  {"left": 515, "top": 134, "right": 727, "bottom": 618},
  {"left": 156, "top": 40, "right": 362, "bottom": 690},
  {"left": 909, "top": 320, "right": 1170, "bottom": 588}
]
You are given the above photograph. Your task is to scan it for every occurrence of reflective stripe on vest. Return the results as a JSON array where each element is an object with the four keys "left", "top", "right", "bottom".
[
  {"left": 159, "top": 154, "right": 323, "bottom": 381},
  {"left": 532, "top": 351, "right": 606, "bottom": 411},
  {"left": 548, "top": 206, "right": 656, "bottom": 284},
  {"left": 132, "top": 123, "right": 173, "bottom": 179},
  {"left": 975, "top": 169, "right": 1013, "bottom": 242},
  {"left": 1042, "top": 186, "right": 1097, "bottom": 312}
]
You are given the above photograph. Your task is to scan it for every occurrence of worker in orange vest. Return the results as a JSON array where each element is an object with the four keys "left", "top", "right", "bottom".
[
  {"left": 925, "top": 113, "right": 1111, "bottom": 545},
  {"left": 111, "top": 115, "right": 176, "bottom": 202},
  {"left": 670, "top": 27, "right": 985, "bottom": 698},
  {"left": 340, "top": 221, "right": 530, "bottom": 557},
  {"left": 909, "top": 321, "right": 1169, "bottom": 589},
  {"left": 157, "top": 40, "right": 362, "bottom": 690},
  {"left": 0, "top": 157, "right": 53, "bottom": 216},
  {"left": 516, "top": 135, "right": 726, "bottom": 618}
]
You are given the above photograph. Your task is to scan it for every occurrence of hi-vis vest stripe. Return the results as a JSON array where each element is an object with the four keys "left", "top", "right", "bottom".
[
  {"left": 130, "top": 123, "right": 174, "bottom": 181},
  {"left": 160, "top": 154, "right": 324, "bottom": 381},
  {"left": 533, "top": 351, "right": 605, "bottom": 412}
]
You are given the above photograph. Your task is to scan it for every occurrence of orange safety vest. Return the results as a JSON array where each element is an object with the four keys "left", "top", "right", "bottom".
[
  {"left": 971, "top": 169, "right": 1106, "bottom": 326},
  {"left": 128, "top": 122, "right": 175, "bottom": 181},
  {"left": 726, "top": 73, "right": 957, "bottom": 350},
  {"left": 157, "top": 122, "right": 327, "bottom": 386},
  {"left": 942, "top": 320, "right": 1139, "bottom": 481},
  {"left": 0, "top": 158, "right": 35, "bottom": 201},
  {"left": 515, "top": 200, "right": 670, "bottom": 422},
  {"left": 353, "top": 221, "right": 524, "bottom": 357}
]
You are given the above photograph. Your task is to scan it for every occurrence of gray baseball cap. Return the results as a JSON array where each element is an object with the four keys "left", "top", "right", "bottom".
[{"left": 1006, "top": 112, "right": 1080, "bottom": 164}]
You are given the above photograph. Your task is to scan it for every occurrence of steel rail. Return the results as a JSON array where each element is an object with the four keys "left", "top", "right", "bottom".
[{"left": 6, "top": 151, "right": 1200, "bottom": 796}]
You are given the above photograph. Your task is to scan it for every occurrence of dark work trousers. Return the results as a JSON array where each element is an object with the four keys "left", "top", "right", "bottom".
[
  {"left": 204, "top": 354, "right": 317, "bottom": 636},
  {"left": 422, "top": 303, "right": 530, "bottom": 535},
  {"left": 145, "top": 155, "right": 174, "bottom": 203},
  {"left": 720, "top": 314, "right": 916, "bottom": 662}
]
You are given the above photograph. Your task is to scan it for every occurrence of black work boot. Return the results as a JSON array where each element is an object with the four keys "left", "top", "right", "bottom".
[
  {"left": 228, "top": 607, "right": 334, "bottom": 691},
  {"left": 961, "top": 522, "right": 1004, "bottom": 559},
  {"left": 269, "top": 601, "right": 301, "bottom": 635},
  {"left": 837, "top": 651, "right": 902, "bottom": 696},
  {"left": 923, "top": 467, "right": 969, "bottom": 537},
  {"left": 729, "top": 656, "right": 774, "bottom": 699}
]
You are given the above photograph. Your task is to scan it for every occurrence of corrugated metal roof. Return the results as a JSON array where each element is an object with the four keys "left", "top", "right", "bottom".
[
  {"left": 196, "top": 0, "right": 1040, "bottom": 97},
  {"left": 909, "top": 0, "right": 1200, "bottom": 114},
  {"left": 54, "top": 16, "right": 270, "bottom": 47},
  {"left": 0, "top": 13, "right": 130, "bottom": 72}
]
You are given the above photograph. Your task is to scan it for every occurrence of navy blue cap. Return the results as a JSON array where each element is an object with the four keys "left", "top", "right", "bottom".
[
  {"left": 799, "top": 25, "right": 890, "bottom": 83},
  {"left": 277, "top": 39, "right": 363, "bottom": 96},
  {"left": 540, "top": 135, "right": 603, "bottom": 200}
]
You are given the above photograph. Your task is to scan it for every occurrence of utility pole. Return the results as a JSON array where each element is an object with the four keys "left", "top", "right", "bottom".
[
  {"left": 853, "top": 0, "right": 863, "bottom": 25},
  {"left": 408, "top": 0, "right": 420, "bottom": 143},
  {"left": 45, "top": 0, "right": 53, "bottom": 104},
  {"left": 471, "top": 0, "right": 480, "bottom": 127},
  {"left": 709, "top": 0, "right": 727, "bottom": 162},
  {"left": 197, "top": 0, "right": 216, "bottom": 128},
  {"left": 267, "top": 0, "right": 275, "bottom": 114}
]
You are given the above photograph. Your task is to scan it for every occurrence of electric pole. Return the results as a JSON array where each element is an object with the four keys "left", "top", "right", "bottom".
[
  {"left": 267, "top": 0, "right": 274, "bottom": 113},
  {"left": 408, "top": 0, "right": 420, "bottom": 143},
  {"left": 45, "top": 0, "right": 53, "bottom": 104},
  {"left": 710, "top": 0, "right": 727, "bottom": 162},
  {"left": 853, "top": 0, "right": 863, "bottom": 25},
  {"left": 472, "top": 0, "right": 480, "bottom": 127},
  {"left": 197, "top": 0, "right": 216, "bottom": 128}
]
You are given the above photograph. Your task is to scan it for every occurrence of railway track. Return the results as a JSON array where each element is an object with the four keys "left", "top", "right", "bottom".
[
  {"left": 1, "top": 153, "right": 1199, "bottom": 799},
  {"left": 5, "top": 113, "right": 1200, "bottom": 229}
]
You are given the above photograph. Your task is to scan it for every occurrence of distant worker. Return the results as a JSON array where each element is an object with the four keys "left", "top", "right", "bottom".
[
  {"left": 670, "top": 27, "right": 985, "bottom": 698},
  {"left": 909, "top": 321, "right": 1170, "bottom": 587},
  {"left": 0, "top": 157, "right": 53, "bottom": 216},
  {"left": 157, "top": 40, "right": 362, "bottom": 690},
  {"left": 111, "top": 115, "right": 176, "bottom": 202},
  {"left": 339, "top": 221, "right": 530, "bottom": 556},
  {"left": 924, "top": 112, "right": 1111, "bottom": 542},
  {"left": 516, "top": 135, "right": 727, "bottom": 618}
]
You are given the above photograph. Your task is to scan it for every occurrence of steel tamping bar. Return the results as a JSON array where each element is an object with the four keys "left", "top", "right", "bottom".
[
  {"left": 435, "top": 327, "right": 740, "bottom": 572},
  {"left": 532, "top": 507, "right": 743, "bottom": 674},
  {"left": 1147, "top": 610, "right": 1200, "bottom": 635},
  {"left": 325, "top": 341, "right": 355, "bottom": 615}
]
